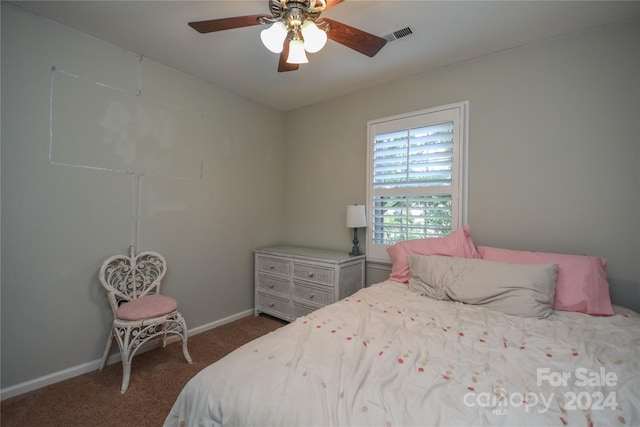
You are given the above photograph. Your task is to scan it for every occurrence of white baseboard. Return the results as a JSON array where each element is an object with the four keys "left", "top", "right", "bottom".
[{"left": 0, "top": 309, "right": 254, "bottom": 401}]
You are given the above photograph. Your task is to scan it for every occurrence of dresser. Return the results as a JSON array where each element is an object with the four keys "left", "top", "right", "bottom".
[{"left": 254, "top": 246, "right": 366, "bottom": 321}]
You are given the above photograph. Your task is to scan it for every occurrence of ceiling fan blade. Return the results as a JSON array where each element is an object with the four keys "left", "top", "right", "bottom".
[
  {"left": 189, "top": 14, "right": 270, "bottom": 33},
  {"left": 278, "top": 40, "right": 299, "bottom": 72},
  {"left": 323, "top": 0, "right": 345, "bottom": 10},
  {"left": 321, "top": 18, "right": 387, "bottom": 57}
]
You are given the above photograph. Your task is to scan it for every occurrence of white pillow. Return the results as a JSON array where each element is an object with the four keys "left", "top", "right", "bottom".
[{"left": 407, "top": 255, "right": 558, "bottom": 318}]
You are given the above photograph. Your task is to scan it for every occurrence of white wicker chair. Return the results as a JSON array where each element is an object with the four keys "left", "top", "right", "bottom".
[{"left": 98, "top": 246, "right": 192, "bottom": 393}]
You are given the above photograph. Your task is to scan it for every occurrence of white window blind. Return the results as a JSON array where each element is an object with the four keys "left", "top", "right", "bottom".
[
  {"left": 373, "top": 122, "right": 454, "bottom": 189},
  {"left": 366, "top": 102, "right": 468, "bottom": 262}
]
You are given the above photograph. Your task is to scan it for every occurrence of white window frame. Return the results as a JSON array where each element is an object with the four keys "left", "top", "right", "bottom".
[{"left": 365, "top": 101, "right": 469, "bottom": 263}]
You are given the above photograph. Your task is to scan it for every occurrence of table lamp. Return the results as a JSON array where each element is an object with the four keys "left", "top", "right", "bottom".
[{"left": 346, "top": 204, "right": 367, "bottom": 256}]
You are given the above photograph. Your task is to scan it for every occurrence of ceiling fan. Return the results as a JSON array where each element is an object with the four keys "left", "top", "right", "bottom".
[{"left": 188, "top": 0, "right": 387, "bottom": 72}]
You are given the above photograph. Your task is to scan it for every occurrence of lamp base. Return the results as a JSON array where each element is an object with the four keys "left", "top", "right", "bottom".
[{"left": 349, "top": 227, "right": 362, "bottom": 256}]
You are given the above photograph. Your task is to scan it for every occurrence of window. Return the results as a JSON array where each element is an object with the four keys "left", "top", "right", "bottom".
[{"left": 366, "top": 102, "right": 468, "bottom": 262}]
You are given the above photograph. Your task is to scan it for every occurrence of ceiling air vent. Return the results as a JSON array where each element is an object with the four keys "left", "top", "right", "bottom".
[{"left": 383, "top": 26, "right": 413, "bottom": 43}]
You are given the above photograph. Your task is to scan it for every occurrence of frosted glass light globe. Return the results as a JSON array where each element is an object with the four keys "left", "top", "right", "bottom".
[
  {"left": 260, "top": 22, "right": 288, "bottom": 53},
  {"left": 301, "top": 21, "right": 327, "bottom": 53}
]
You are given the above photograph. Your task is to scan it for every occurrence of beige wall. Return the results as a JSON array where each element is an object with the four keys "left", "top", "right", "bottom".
[
  {"left": 284, "top": 20, "right": 640, "bottom": 312},
  {"left": 1, "top": 5, "right": 286, "bottom": 391}
]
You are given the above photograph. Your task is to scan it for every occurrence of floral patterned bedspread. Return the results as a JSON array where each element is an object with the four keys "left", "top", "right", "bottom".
[{"left": 164, "top": 280, "right": 640, "bottom": 427}]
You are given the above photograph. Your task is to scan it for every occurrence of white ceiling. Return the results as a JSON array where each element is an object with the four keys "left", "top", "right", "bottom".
[{"left": 10, "top": 1, "right": 640, "bottom": 112}]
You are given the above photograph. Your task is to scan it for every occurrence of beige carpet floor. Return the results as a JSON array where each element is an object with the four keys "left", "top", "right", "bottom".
[{"left": 1, "top": 314, "right": 286, "bottom": 427}]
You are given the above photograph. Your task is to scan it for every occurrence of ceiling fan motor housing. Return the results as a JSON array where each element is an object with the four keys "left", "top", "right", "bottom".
[{"left": 270, "top": 0, "right": 324, "bottom": 22}]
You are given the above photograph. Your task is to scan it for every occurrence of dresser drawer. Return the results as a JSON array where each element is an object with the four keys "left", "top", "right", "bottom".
[
  {"left": 256, "top": 256, "right": 290, "bottom": 276},
  {"left": 293, "top": 303, "right": 319, "bottom": 318},
  {"left": 292, "top": 282, "right": 333, "bottom": 306},
  {"left": 256, "top": 293, "right": 290, "bottom": 319},
  {"left": 292, "top": 263, "right": 335, "bottom": 286},
  {"left": 256, "top": 274, "right": 290, "bottom": 298}
]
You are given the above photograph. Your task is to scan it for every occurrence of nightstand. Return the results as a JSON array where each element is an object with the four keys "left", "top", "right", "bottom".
[{"left": 254, "top": 246, "right": 366, "bottom": 321}]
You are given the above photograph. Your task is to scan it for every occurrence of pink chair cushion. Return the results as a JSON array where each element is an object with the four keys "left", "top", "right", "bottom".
[{"left": 117, "top": 294, "right": 178, "bottom": 321}]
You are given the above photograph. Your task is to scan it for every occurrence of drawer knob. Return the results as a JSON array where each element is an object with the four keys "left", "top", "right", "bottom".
[
  {"left": 309, "top": 294, "right": 315, "bottom": 299},
  {"left": 269, "top": 265, "right": 275, "bottom": 270},
  {"left": 269, "top": 284, "right": 275, "bottom": 288},
  {"left": 308, "top": 273, "right": 314, "bottom": 278},
  {"left": 269, "top": 303, "right": 275, "bottom": 308}
]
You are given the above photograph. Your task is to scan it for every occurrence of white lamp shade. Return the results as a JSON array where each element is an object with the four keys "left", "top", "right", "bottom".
[
  {"left": 260, "top": 21, "right": 288, "bottom": 53},
  {"left": 286, "top": 39, "right": 309, "bottom": 64},
  {"left": 301, "top": 20, "right": 327, "bottom": 53},
  {"left": 346, "top": 205, "right": 367, "bottom": 228}
]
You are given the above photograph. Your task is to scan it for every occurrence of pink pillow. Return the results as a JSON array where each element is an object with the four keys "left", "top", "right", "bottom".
[
  {"left": 117, "top": 294, "right": 178, "bottom": 321},
  {"left": 387, "top": 225, "right": 480, "bottom": 283},
  {"left": 477, "top": 246, "right": 614, "bottom": 316}
]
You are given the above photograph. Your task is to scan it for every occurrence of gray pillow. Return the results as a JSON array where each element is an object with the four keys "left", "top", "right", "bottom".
[{"left": 407, "top": 255, "right": 558, "bottom": 318}]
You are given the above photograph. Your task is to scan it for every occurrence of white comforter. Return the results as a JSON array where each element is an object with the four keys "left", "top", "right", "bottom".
[{"left": 165, "top": 280, "right": 640, "bottom": 427}]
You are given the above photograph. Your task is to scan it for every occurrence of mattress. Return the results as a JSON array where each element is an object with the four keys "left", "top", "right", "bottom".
[{"left": 164, "top": 280, "right": 640, "bottom": 426}]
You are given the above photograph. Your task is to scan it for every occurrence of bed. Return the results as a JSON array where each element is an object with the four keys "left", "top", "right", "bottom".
[{"left": 164, "top": 231, "right": 639, "bottom": 426}]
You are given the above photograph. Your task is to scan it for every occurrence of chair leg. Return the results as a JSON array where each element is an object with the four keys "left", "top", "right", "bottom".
[
  {"left": 120, "top": 356, "right": 132, "bottom": 394},
  {"left": 99, "top": 329, "right": 114, "bottom": 371},
  {"left": 182, "top": 336, "right": 193, "bottom": 364},
  {"left": 178, "top": 315, "right": 192, "bottom": 364},
  {"left": 112, "top": 325, "right": 134, "bottom": 394},
  {"left": 99, "top": 326, "right": 131, "bottom": 393}
]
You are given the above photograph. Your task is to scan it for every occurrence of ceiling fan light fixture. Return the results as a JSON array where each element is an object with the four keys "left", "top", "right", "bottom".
[
  {"left": 300, "top": 20, "right": 327, "bottom": 53},
  {"left": 189, "top": 0, "right": 388, "bottom": 72},
  {"left": 260, "top": 21, "right": 288, "bottom": 53},
  {"left": 287, "top": 38, "right": 309, "bottom": 64}
]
